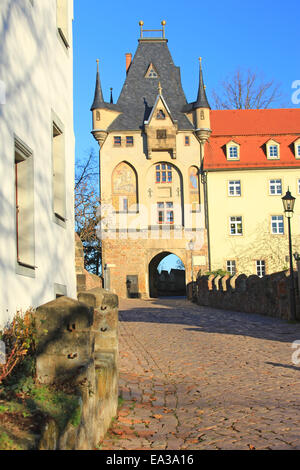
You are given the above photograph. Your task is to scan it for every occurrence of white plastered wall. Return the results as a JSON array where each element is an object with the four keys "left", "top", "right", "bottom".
[{"left": 0, "top": 0, "right": 76, "bottom": 325}]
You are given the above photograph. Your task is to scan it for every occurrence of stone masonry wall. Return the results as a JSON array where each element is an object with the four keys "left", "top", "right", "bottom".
[
  {"left": 75, "top": 233, "right": 103, "bottom": 292},
  {"left": 188, "top": 270, "right": 300, "bottom": 320},
  {"left": 34, "top": 288, "right": 118, "bottom": 450}
]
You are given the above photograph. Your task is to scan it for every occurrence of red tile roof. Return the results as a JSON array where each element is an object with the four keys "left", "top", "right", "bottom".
[{"left": 204, "top": 109, "right": 300, "bottom": 170}]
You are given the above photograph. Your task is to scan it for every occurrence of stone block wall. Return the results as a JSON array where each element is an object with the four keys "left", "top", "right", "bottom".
[
  {"left": 189, "top": 270, "right": 300, "bottom": 320},
  {"left": 34, "top": 289, "right": 119, "bottom": 450},
  {"left": 75, "top": 234, "right": 103, "bottom": 292}
]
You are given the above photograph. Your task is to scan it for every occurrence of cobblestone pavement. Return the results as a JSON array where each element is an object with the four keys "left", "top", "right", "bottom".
[{"left": 99, "top": 297, "right": 300, "bottom": 450}]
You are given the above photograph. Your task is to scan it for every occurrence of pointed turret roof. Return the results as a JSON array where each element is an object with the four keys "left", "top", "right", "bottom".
[
  {"left": 90, "top": 60, "right": 104, "bottom": 110},
  {"left": 195, "top": 58, "right": 210, "bottom": 109}
]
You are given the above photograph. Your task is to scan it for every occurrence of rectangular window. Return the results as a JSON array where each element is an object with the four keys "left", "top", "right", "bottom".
[
  {"left": 271, "top": 215, "right": 284, "bottom": 234},
  {"left": 298, "top": 179, "right": 300, "bottom": 195},
  {"left": 15, "top": 137, "right": 35, "bottom": 270},
  {"left": 269, "top": 145, "right": 279, "bottom": 158},
  {"left": 155, "top": 164, "right": 172, "bottom": 183},
  {"left": 157, "top": 202, "right": 174, "bottom": 224},
  {"left": 157, "top": 129, "right": 167, "bottom": 139},
  {"left": 52, "top": 122, "right": 66, "bottom": 221},
  {"left": 228, "top": 180, "right": 241, "bottom": 196},
  {"left": 228, "top": 146, "right": 238, "bottom": 159},
  {"left": 226, "top": 260, "right": 236, "bottom": 275},
  {"left": 126, "top": 136, "right": 134, "bottom": 147},
  {"left": 269, "top": 179, "right": 282, "bottom": 195},
  {"left": 297, "top": 146, "right": 300, "bottom": 157},
  {"left": 56, "top": 0, "right": 69, "bottom": 48},
  {"left": 185, "top": 136, "right": 190, "bottom": 146},
  {"left": 256, "top": 260, "right": 266, "bottom": 278},
  {"left": 113, "top": 136, "right": 122, "bottom": 147},
  {"left": 230, "top": 216, "right": 243, "bottom": 235}
]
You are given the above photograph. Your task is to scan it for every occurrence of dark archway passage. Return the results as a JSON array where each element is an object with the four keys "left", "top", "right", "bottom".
[{"left": 149, "top": 252, "right": 186, "bottom": 298}]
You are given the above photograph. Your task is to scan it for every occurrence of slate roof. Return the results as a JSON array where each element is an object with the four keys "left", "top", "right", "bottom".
[
  {"left": 90, "top": 64, "right": 104, "bottom": 110},
  {"left": 108, "top": 39, "right": 195, "bottom": 131}
]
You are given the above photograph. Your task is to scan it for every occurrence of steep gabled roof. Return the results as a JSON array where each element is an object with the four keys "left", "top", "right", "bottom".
[
  {"left": 108, "top": 40, "right": 194, "bottom": 131},
  {"left": 144, "top": 91, "right": 177, "bottom": 126}
]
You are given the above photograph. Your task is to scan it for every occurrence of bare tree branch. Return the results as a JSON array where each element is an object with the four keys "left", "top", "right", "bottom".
[
  {"left": 212, "top": 69, "right": 282, "bottom": 110},
  {"left": 75, "top": 149, "right": 101, "bottom": 275}
]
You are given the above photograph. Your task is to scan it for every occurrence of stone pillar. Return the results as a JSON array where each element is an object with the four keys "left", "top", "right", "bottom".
[{"left": 77, "top": 288, "right": 119, "bottom": 434}]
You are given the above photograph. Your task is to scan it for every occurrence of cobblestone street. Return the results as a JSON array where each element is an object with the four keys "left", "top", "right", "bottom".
[{"left": 99, "top": 297, "right": 300, "bottom": 450}]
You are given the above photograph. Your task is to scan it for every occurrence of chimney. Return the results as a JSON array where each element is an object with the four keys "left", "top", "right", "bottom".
[{"left": 125, "top": 53, "right": 132, "bottom": 73}]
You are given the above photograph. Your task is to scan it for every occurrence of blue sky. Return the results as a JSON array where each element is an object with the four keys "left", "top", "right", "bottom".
[
  {"left": 73, "top": 0, "right": 300, "bottom": 271},
  {"left": 74, "top": 0, "right": 300, "bottom": 164}
]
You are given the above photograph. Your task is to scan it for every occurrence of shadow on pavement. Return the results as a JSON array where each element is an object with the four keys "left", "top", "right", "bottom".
[{"left": 119, "top": 297, "right": 300, "bottom": 344}]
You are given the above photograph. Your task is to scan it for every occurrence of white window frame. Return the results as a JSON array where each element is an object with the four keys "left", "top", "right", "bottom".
[
  {"left": 256, "top": 260, "right": 266, "bottom": 278},
  {"left": 52, "top": 117, "right": 66, "bottom": 225},
  {"left": 155, "top": 164, "right": 172, "bottom": 183},
  {"left": 269, "top": 179, "right": 282, "bottom": 195},
  {"left": 157, "top": 202, "right": 174, "bottom": 225},
  {"left": 228, "top": 180, "right": 241, "bottom": 197},
  {"left": 297, "top": 178, "right": 300, "bottom": 195},
  {"left": 269, "top": 146, "right": 279, "bottom": 158},
  {"left": 266, "top": 140, "right": 280, "bottom": 160},
  {"left": 226, "top": 141, "right": 240, "bottom": 160},
  {"left": 226, "top": 260, "right": 236, "bottom": 275},
  {"left": 294, "top": 139, "right": 300, "bottom": 159},
  {"left": 271, "top": 215, "right": 284, "bottom": 234},
  {"left": 14, "top": 136, "right": 35, "bottom": 277},
  {"left": 230, "top": 216, "right": 243, "bottom": 236}
]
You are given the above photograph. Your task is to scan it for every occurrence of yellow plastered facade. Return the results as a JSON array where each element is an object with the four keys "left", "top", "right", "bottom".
[{"left": 207, "top": 168, "right": 300, "bottom": 276}]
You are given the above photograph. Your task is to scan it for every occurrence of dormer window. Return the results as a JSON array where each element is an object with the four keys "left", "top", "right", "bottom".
[
  {"left": 229, "top": 147, "right": 238, "bottom": 159},
  {"left": 156, "top": 109, "right": 166, "bottom": 120},
  {"left": 266, "top": 139, "right": 280, "bottom": 160},
  {"left": 148, "top": 69, "right": 158, "bottom": 78},
  {"left": 226, "top": 141, "right": 240, "bottom": 160},
  {"left": 294, "top": 138, "right": 300, "bottom": 159},
  {"left": 145, "top": 63, "right": 159, "bottom": 79},
  {"left": 269, "top": 145, "right": 279, "bottom": 158}
]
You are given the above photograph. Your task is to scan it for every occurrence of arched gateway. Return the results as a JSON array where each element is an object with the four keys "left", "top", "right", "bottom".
[{"left": 149, "top": 252, "right": 186, "bottom": 298}]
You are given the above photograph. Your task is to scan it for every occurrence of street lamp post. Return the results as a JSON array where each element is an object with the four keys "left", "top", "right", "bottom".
[{"left": 282, "top": 189, "right": 297, "bottom": 321}]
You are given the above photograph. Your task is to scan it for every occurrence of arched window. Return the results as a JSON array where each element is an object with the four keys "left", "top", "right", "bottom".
[
  {"left": 189, "top": 166, "right": 200, "bottom": 211},
  {"left": 112, "top": 162, "right": 137, "bottom": 212}
]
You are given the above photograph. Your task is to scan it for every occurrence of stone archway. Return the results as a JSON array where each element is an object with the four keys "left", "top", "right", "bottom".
[{"left": 148, "top": 251, "right": 186, "bottom": 298}]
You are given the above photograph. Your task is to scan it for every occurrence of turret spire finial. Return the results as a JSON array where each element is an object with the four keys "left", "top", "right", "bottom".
[
  {"left": 195, "top": 56, "right": 210, "bottom": 109},
  {"left": 90, "top": 59, "right": 104, "bottom": 111}
]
